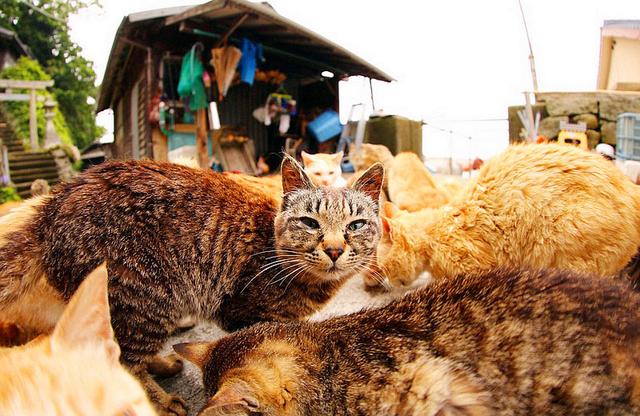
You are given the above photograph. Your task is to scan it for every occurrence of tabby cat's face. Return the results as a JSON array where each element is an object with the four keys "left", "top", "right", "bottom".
[{"left": 274, "top": 156, "right": 384, "bottom": 282}]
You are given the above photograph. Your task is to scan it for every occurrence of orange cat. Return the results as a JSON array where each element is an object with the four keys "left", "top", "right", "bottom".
[
  {"left": 388, "top": 152, "right": 450, "bottom": 211},
  {"left": 301, "top": 151, "right": 347, "bottom": 187},
  {"left": 375, "top": 144, "right": 640, "bottom": 287},
  {"left": 0, "top": 264, "right": 156, "bottom": 415}
]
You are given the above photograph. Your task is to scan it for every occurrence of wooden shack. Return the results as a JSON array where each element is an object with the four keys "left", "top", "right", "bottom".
[{"left": 97, "top": 0, "right": 392, "bottom": 171}]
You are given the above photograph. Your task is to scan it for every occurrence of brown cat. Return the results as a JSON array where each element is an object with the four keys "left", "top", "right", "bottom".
[
  {"left": 0, "top": 264, "right": 157, "bottom": 415},
  {"left": 176, "top": 267, "right": 640, "bottom": 415},
  {"left": 0, "top": 156, "right": 383, "bottom": 415}
]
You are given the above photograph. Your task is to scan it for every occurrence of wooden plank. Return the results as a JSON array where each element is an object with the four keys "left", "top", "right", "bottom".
[
  {"left": 195, "top": 109, "right": 208, "bottom": 169},
  {"left": 0, "top": 79, "right": 54, "bottom": 89},
  {"left": 151, "top": 126, "right": 168, "bottom": 162},
  {"left": 215, "top": 13, "right": 250, "bottom": 47},
  {"left": 164, "top": 0, "right": 225, "bottom": 26}
]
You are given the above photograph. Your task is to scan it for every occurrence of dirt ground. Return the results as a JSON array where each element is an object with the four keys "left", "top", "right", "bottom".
[{"left": 159, "top": 273, "right": 431, "bottom": 415}]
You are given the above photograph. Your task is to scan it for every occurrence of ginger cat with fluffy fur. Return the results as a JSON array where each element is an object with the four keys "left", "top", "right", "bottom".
[
  {"left": 301, "top": 151, "right": 347, "bottom": 187},
  {"left": 388, "top": 152, "right": 450, "bottom": 211},
  {"left": 376, "top": 144, "right": 640, "bottom": 286},
  {"left": 0, "top": 264, "right": 156, "bottom": 415}
]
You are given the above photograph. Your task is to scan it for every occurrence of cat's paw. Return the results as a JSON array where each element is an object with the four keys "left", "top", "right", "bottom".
[
  {"left": 146, "top": 353, "right": 184, "bottom": 378},
  {"left": 389, "top": 274, "right": 417, "bottom": 287},
  {"left": 362, "top": 275, "right": 389, "bottom": 293},
  {"left": 174, "top": 315, "right": 197, "bottom": 332},
  {"left": 158, "top": 394, "right": 187, "bottom": 416}
]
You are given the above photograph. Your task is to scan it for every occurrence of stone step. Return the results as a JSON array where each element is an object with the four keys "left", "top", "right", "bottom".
[
  {"left": 10, "top": 165, "right": 58, "bottom": 177},
  {"left": 9, "top": 152, "right": 53, "bottom": 162},
  {"left": 6, "top": 145, "right": 24, "bottom": 152},
  {"left": 11, "top": 170, "right": 59, "bottom": 183},
  {"left": 9, "top": 158, "right": 57, "bottom": 170}
]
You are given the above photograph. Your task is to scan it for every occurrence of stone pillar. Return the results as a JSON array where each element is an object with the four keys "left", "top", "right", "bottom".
[{"left": 44, "top": 100, "right": 61, "bottom": 148}]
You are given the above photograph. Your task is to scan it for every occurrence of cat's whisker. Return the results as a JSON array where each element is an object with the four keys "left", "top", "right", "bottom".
[
  {"left": 264, "top": 254, "right": 300, "bottom": 261},
  {"left": 282, "top": 265, "right": 312, "bottom": 292},
  {"left": 356, "top": 263, "right": 391, "bottom": 290},
  {"left": 271, "top": 262, "right": 307, "bottom": 286},
  {"left": 267, "top": 262, "right": 304, "bottom": 286},
  {"left": 241, "top": 259, "right": 302, "bottom": 293}
]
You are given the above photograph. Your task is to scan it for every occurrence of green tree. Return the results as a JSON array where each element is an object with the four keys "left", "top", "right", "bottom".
[{"left": 0, "top": 0, "right": 104, "bottom": 149}]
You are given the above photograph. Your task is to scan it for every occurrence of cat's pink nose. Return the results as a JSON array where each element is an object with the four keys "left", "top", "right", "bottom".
[{"left": 324, "top": 248, "right": 344, "bottom": 263}]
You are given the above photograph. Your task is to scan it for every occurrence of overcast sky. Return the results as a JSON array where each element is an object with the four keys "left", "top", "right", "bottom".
[{"left": 69, "top": 0, "right": 640, "bottom": 159}]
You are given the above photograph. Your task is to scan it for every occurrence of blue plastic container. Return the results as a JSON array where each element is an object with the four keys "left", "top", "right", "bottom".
[
  {"left": 617, "top": 113, "right": 640, "bottom": 161},
  {"left": 307, "top": 110, "right": 343, "bottom": 142}
]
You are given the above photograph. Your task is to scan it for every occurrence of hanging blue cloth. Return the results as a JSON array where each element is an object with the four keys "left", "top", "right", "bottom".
[{"left": 237, "top": 38, "right": 264, "bottom": 85}]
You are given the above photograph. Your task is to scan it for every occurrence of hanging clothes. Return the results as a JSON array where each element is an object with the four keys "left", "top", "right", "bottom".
[
  {"left": 262, "top": 91, "right": 297, "bottom": 134},
  {"left": 210, "top": 45, "right": 242, "bottom": 100},
  {"left": 237, "top": 38, "right": 264, "bottom": 86},
  {"left": 177, "top": 44, "right": 208, "bottom": 111}
]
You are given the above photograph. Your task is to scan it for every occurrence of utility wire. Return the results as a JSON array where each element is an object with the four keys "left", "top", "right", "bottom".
[{"left": 517, "top": 0, "right": 539, "bottom": 91}]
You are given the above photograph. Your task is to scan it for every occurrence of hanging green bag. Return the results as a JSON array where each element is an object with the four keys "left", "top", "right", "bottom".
[{"left": 177, "top": 44, "right": 208, "bottom": 111}]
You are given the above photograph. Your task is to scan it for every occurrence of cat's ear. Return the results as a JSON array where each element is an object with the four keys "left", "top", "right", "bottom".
[
  {"left": 384, "top": 201, "right": 400, "bottom": 218},
  {"left": 301, "top": 151, "right": 314, "bottom": 167},
  {"left": 381, "top": 216, "right": 392, "bottom": 235},
  {"left": 352, "top": 162, "right": 384, "bottom": 202},
  {"left": 199, "top": 381, "right": 260, "bottom": 416},
  {"left": 281, "top": 154, "right": 313, "bottom": 194},
  {"left": 173, "top": 341, "right": 213, "bottom": 369},
  {"left": 51, "top": 263, "right": 120, "bottom": 363},
  {"left": 333, "top": 151, "right": 344, "bottom": 164}
]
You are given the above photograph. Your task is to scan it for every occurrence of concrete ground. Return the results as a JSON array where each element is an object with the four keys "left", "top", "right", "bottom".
[{"left": 159, "top": 273, "right": 430, "bottom": 415}]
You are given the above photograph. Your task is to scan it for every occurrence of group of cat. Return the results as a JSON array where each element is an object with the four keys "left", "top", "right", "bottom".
[{"left": 0, "top": 142, "right": 639, "bottom": 415}]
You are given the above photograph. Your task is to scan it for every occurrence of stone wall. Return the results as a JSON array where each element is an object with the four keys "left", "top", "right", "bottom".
[{"left": 508, "top": 91, "right": 640, "bottom": 148}]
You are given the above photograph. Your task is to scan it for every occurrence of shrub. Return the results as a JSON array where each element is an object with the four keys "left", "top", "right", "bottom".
[{"left": 0, "top": 186, "right": 21, "bottom": 203}]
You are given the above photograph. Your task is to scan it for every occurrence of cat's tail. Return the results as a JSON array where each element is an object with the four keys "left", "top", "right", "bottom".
[{"left": 0, "top": 195, "right": 51, "bottom": 307}]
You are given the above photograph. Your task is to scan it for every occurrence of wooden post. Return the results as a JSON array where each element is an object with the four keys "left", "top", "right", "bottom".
[
  {"left": 196, "top": 108, "right": 208, "bottom": 169},
  {"left": 29, "top": 88, "right": 38, "bottom": 150},
  {"left": 151, "top": 126, "right": 168, "bottom": 162}
]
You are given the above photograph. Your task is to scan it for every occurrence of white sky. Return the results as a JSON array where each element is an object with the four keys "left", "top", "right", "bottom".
[{"left": 69, "top": 0, "right": 640, "bottom": 160}]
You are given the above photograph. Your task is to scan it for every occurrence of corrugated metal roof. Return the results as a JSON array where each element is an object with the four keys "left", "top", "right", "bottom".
[
  {"left": 163, "top": 0, "right": 393, "bottom": 81},
  {"left": 97, "top": 1, "right": 392, "bottom": 112}
]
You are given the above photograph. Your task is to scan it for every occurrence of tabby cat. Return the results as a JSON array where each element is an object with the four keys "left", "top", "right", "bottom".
[
  {"left": 376, "top": 144, "right": 640, "bottom": 286},
  {"left": 301, "top": 150, "right": 348, "bottom": 187},
  {"left": 176, "top": 267, "right": 640, "bottom": 415},
  {"left": 0, "top": 156, "right": 383, "bottom": 414},
  {"left": 0, "top": 264, "right": 156, "bottom": 416}
]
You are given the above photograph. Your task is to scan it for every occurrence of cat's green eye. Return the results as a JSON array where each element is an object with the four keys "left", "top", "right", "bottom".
[
  {"left": 348, "top": 219, "right": 366, "bottom": 231},
  {"left": 300, "top": 217, "right": 320, "bottom": 229}
]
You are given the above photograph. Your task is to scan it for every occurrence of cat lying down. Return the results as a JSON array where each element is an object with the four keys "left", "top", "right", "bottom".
[
  {"left": 0, "top": 264, "right": 157, "bottom": 415},
  {"left": 373, "top": 143, "right": 640, "bottom": 287},
  {"left": 0, "top": 156, "right": 384, "bottom": 414},
  {"left": 176, "top": 267, "right": 640, "bottom": 415}
]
